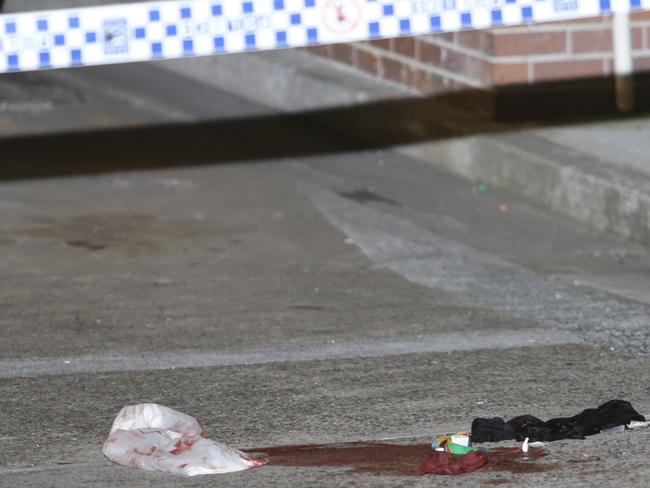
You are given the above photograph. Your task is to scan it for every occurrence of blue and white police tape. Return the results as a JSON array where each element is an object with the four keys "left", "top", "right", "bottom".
[{"left": 0, "top": 0, "right": 649, "bottom": 74}]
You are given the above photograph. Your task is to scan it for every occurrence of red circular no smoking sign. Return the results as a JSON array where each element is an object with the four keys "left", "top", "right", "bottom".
[{"left": 322, "top": 0, "right": 362, "bottom": 34}]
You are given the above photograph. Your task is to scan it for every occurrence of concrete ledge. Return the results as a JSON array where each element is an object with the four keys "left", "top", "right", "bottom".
[
  {"left": 157, "top": 50, "right": 412, "bottom": 112},
  {"left": 400, "top": 134, "right": 650, "bottom": 244}
]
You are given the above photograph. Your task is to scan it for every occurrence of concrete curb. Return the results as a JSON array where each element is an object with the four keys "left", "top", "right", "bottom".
[
  {"left": 400, "top": 132, "right": 650, "bottom": 245},
  {"left": 158, "top": 50, "right": 650, "bottom": 245}
]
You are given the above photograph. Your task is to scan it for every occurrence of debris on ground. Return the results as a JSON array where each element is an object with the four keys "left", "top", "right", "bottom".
[
  {"left": 433, "top": 432, "right": 479, "bottom": 455},
  {"left": 101, "top": 399, "right": 646, "bottom": 477},
  {"left": 103, "top": 403, "right": 267, "bottom": 476},
  {"left": 471, "top": 399, "right": 645, "bottom": 443},
  {"left": 420, "top": 399, "right": 647, "bottom": 476}
]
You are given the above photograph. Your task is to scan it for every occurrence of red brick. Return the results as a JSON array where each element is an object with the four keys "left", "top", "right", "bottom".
[
  {"left": 631, "top": 11, "right": 650, "bottom": 21},
  {"left": 368, "top": 39, "right": 390, "bottom": 50},
  {"left": 455, "top": 30, "right": 490, "bottom": 52},
  {"left": 492, "top": 63, "right": 529, "bottom": 85},
  {"left": 354, "top": 48, "right": 379, "bottom": 75},
  {"left": 571, "top": 29, "right": 612, "bottom": 53},
  {"left": 430, "top": 32, "right": 454, "bottom": 44},
  {"left": 412, "top": 69, "right": 446, "bottom": 94},
  {"left": 381, "top": 57, "right": 404, "bottom": 83},
  {"left": 633, "top": 27, "right": 643, "bottom": 50},
  {"left": 633, "top": 56, "right": 650, "bottom": 71},
  {"left": 403, "top": 66, "right": 424, "bottom": 90},
  {"left": 441, "top": 49, "right": 490, "bottom": 84},
  {"left": 303, "top": 45, "right": 330, "bottom": 57},
  {"left": 533, "top": 59, "right": 605, "bottom": 82},
  {"left": 392, "top": 37, "right": 416, "bottom": 57},
  {"left": 493, "top": 32, "right": 567, "bottom": 56},
  {"left": 547, "top": 16, "right": 607, "bottom": 26},
  {"left": 330, "top": 43, "right": 354, "bottom": 64},
  {"left": 417, "top": 40, "right": 442, "bottom": 64},
  {"left": 403, "top": 67, "right": 442, "bottom": 94},
  {"left": 603, "top": 58, "right": 613, "bottom": 76}
]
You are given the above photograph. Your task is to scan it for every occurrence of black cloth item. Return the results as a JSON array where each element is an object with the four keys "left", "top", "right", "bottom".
[
  {"left": 471, "top": 399, "right": 645, "bottom": 443},
  {"left": 470, "top": 417, "right": 515, "bottom": 443}
]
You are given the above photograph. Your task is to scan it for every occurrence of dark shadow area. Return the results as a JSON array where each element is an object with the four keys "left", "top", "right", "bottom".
[{"left": 2, "top": 70, "right": 650, "bottom": 181}]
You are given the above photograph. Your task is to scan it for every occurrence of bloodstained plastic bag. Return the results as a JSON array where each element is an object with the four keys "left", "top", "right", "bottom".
[
  {"left": 416, "top": 450, "right": 488, "bottom": 476},
  {"left": 102, "top": 403, "right": 267, "bottom": 476}
]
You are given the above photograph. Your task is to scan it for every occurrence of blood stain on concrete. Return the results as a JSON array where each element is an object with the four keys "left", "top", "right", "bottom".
[
  {"left": 486, "top": 447, "right": 553, "bottom": 474},
  {"left": 245, "top": 443, "right": 555, "bottom": 477},
  {"left": 246, "top": 442, "right": 430, "bottom": 476}
]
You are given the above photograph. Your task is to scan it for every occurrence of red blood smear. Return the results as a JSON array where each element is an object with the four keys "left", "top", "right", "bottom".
[
  {"left": 415, "top": 450, "right": 488, "bottom": 476},
  {"left": 244, "top": 443, "right": 554, "bottom": 477},
  {"left": 487, "top": 447, "right": 553, "bottom": 474},
  {"left": 170, "top": 439, "right": 196, "bottom": 455},
  {"left": 245, "top": 443, "right": 431, "bottom": 476}
]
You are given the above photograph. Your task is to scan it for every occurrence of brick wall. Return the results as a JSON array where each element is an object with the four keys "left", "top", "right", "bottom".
[{"left": 304, "top": 12, "right": 650, "bottom": 99}]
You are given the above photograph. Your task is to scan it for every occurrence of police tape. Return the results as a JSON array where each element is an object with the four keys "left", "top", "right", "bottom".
[{"left": 0, "top": 0, "right": 648, "bottom": 74}]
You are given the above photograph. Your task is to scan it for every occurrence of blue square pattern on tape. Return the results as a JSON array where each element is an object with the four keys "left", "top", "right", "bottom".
[
  {"left": 7, "top": 54, "right": 19, "bottom": 71},
  {"left": 0, "top": 0, "right": 562, "bottom": 68},
  {"left": 2, "top": 0, "right": 650, "bottom": 73},
  {"left": 71, "top": 49, "right": 83, "bottom": 65},
  {"left": 461, "top": 12, "right": 472, "bottom": 28},
  {"left": 245, "top": 33, "right": 256, "bottom": 50},
  {"left": 39, "top": 51, "right": 51, "bottom": 68},
  {"left": 151, "top": 42, "right": 163, "bottom": 57},
  {"left": 214, "top": 36, "right": 225, "bottom": 51}
]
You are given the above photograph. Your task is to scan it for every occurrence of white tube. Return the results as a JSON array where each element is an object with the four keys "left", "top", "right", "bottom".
[{"left": 612, "top": 11, "right": 634, "bottom": 112}]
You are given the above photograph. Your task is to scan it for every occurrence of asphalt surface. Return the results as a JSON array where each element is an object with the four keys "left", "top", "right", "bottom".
[{"left": 1, "top": 60, "right": 650, "bottom": 487}]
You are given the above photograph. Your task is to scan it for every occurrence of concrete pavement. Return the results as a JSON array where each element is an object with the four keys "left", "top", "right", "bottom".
[{"left": 1, "top": 39, "right": 650, "bottom": 488}]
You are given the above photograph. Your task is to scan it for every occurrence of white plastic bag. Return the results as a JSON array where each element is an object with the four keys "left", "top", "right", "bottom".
[{"left": 103, "top": 403, "right": 267, "bottom": 476}]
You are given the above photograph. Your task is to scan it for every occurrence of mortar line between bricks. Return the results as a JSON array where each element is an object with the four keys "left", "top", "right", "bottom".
[
  {"left": 415, "top": 36, "right": 619, "bottom": 64},
  {"left": 357, "top": 44, "right": 487, "bottom": 88},
  {"left": 0, "top": 329, "right": 580, "bottom": 379}
]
